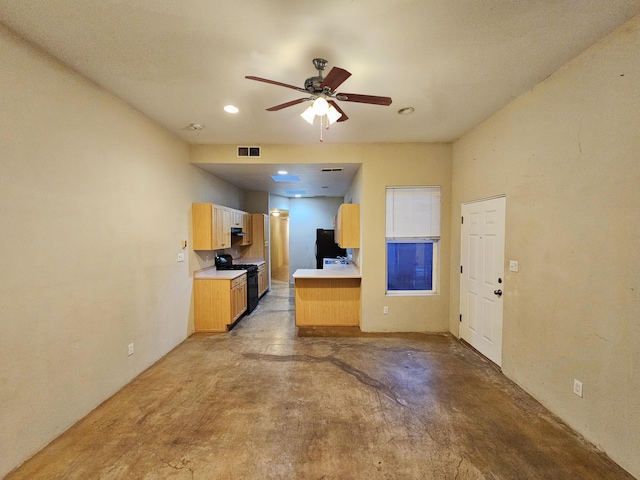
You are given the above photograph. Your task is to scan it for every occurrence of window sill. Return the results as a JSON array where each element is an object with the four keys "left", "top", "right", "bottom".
[{"left": 385, "top": 291, "right": 439, "bottom": 297}]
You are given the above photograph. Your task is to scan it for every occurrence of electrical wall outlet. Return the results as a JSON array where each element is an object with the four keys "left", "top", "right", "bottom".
[
  {"left": 573, "top": 379, "right": 583, "bottom": 397},
  {"left": 509, "top": 260, "right": 519, "bottom": 272},
  {"left": 177, "top": 253, "right": 185, "bottom": 262},
  {"left": 383, "top": 306, "right": 389, "bottom": 315},
  {"left": 128, "top": 343, "right": 134, "bottom": 356}
]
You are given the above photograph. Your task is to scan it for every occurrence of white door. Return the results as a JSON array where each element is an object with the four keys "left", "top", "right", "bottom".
[{"left": 460, "top": 197, "right": 506, "bottom": 366}]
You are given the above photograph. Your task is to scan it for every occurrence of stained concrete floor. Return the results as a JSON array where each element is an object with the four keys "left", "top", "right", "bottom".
[{"left": 6, "top": 281, "right": 634, "bottom": 480}]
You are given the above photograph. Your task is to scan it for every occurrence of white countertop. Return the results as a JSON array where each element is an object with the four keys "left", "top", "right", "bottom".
[
  {"left": 194, "top": 268, "right": 246, "bottom": 280},
  {"left": 292, "top": 265, "right": 361, "bottom": 279},
  {"left": 194, "top": 258, "right": 266, "bottom": 280}
]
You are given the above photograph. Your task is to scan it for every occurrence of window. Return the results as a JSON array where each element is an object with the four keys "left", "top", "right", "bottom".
[{"left": 386, "top": 186, "right": 441, "bottom": 294}]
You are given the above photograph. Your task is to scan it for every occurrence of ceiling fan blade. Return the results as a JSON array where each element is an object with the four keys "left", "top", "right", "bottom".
[
  {"left": 328, "top": 100, "right": 349, "bottom": 122},
  {"left": 245, "top": 76, "right": 306, "bottom": 92},
  {"left": 336, "top": 93, "right": 393, "bottom": 106},
  {"left": 320, "top": 67, "right": 351, "bottom": 91},
  {"left": 266, "top": 98, "right": 310, "bottom": 111}
]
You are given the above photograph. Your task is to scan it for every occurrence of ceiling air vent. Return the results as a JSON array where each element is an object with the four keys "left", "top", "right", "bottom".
[
  {"left": 321, "top": 167, "right": 343, "bottom": 172},
  {"left": 237, "top": 146, "right": 261, "bottom": 157}
]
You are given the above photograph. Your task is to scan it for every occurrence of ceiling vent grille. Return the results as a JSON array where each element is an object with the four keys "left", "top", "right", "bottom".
[
  {"left": 237, "top": 146, "right": 261, "bottom": 157},
  {"left": 321, "top": 167, "right": 343, "bottom": 172}
]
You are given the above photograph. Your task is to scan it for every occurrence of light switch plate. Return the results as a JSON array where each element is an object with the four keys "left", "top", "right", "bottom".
[
  {"left": 509, "top": 260, "right": 519, "bottom": 272},
  {"left": 177, "top": 253, "right": 185, "bottom": 262},
  {"left": 573, "top": 379, "right": 583, "bottom": 397}
]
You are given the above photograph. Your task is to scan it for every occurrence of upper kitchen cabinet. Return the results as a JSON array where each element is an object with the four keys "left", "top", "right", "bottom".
[
  {"left": 213, "top": 205, "right": 232, "bottom": 249},
  {"left": 335, "top": 204, "right": 360, "bottom": 249},
  {"left": 192, "top": 203, "right": 231, "bottom": 250},
  {"left": 243, "top": 214, "right": 252, "bottom": 246},
  {"left": 228, "top": 208, "right": 252, "bottom": 246},
  {"left": 239, "top": 212, "right": 252, "bottom": 246},
  {"left": 229, "top": 210, "right": 243, "bottom": 229}
]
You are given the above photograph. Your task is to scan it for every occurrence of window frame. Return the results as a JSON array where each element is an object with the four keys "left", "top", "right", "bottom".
[{"left": 385, "top": 186, "right": 441, "bottom": 296}]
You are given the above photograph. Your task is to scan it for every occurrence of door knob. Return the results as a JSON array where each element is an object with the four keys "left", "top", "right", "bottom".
[{"left": 494, "top": 289, "right": 503, "bottom": 297}]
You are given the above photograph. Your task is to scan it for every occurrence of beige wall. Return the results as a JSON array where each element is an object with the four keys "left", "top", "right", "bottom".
[
  {"left": 0, "top": 26, "right": 243, "bottom": 477},
  {"left": 450, "top": 15, "right": 640, "bottom": 478},
  {"left": 359, "top": 144, "right": 452, "bottom": 332},
  {"left": 192, "top": 143, "right": 453, "bottom": 332}
]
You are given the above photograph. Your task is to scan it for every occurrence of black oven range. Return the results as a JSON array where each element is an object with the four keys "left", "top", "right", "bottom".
[{"left": 215, "top": 254, "right": 259, "bottom": 321}]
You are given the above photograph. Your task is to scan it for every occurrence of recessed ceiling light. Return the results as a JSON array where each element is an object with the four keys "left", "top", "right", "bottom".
[
  {"left": 224, "top": 105, "right": 239, "bottom": 113},
  {"left": 272, "top": 211, "right": 280, "bottom": 217},
  {"left": 278, "top": 170, "right": 288, "bottom": 175},
  {"left": 398, "top": 107, "right": 415, "bottom": 115},
  {"left": 294, "top": 194, "right": 302, "bottom": 198}
]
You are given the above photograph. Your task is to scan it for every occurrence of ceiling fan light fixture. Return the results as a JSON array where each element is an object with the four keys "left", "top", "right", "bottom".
[
  {"left": 326, "top": 105, "right": 342, "bottom": 125},
  {"left": 311, "top": 97, "right": 329, "bottom": 116},
  {"left": 300, "top": 105, "right": 315, "bottom": 124}
]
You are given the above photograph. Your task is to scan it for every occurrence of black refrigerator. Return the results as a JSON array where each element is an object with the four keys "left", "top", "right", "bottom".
[{"left": 315, "top": 228, "right": 347, "bottom": 269}]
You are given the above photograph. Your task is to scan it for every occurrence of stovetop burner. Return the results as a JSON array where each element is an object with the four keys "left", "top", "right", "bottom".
[{"left": 215, "top": 254, "right": 258, "bottom": 273}]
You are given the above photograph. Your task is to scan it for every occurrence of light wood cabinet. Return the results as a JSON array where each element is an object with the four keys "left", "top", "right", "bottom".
[
  {"left": 228, "top": 208, "right": 252, "bottom": 246},
  {"left": 213, "top": 205, "right": 231, "bottom": 249},
  {"left": 257, "top": 263, "right": 268, "bottom": 297},
  {"left": 193, "top": 203, "right": 252, "bottom": 250},
  {"left": 230, "top": 210, "right": 243, "bottom": 228},
  {"left": 194, "top": 274, "right": 247, "bottom": 332},
  {"left": 231, "top": 275, "right": 247, "bottom": 322},
  {"left": 239, "top": 212, "right": 252, "bottom": 246},
  {"left": 246, "top": 213, "right": 269, "bottom": 294},
  {"left": 294, "top": 277, "right": 361, "bottom": 326},
  {"left": 193, "top": 203, "right": 230, "bottom": 250},
  {"left": 335, "top": 203, "right": 360, "bottom": 249}
]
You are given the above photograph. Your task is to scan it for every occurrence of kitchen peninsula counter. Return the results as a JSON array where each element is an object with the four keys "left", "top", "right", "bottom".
[
  {"left": 291, "top": 265, "right": 361, "bottom": 279},
  {"left": 292, "top": 265, "right": 361, "bottom": 327}
]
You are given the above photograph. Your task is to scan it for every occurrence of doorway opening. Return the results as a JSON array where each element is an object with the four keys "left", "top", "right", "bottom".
[{"left": 270, "top": 209, "right": 290, "bottom": 283}]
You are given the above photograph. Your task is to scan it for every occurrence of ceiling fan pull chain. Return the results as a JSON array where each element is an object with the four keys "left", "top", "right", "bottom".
[{"left": 319, "top": 115, "right": 324, "bottom": 143}]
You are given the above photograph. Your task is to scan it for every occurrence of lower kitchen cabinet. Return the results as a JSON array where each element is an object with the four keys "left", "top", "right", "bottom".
[
  {"left": 194, "top": 274, "right": 247, "bottom": 332},
  {"left": 231, "top": 275, "right": 247, "bottom": 321},
  {"left": 257, "top": 263, "right": 268, "bottom": 297}
]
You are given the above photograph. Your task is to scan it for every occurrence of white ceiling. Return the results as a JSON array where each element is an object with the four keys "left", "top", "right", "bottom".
[{"left": 2, "top": 0, "right": 640, "bottom": 196}]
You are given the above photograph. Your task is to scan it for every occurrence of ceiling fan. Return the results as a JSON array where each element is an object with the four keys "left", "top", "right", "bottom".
[{"left": 245, "top": 58, "right": 392, "bottom": 124}]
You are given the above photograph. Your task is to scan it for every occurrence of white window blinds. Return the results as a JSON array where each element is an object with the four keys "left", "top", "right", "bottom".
[{"left": 385, "top": 186, "right": 441, "bottom": 238}]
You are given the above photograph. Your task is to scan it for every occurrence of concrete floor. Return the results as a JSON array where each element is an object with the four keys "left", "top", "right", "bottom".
[{"left": 6, "top": 281, "right": 633, "bottom": 479}]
